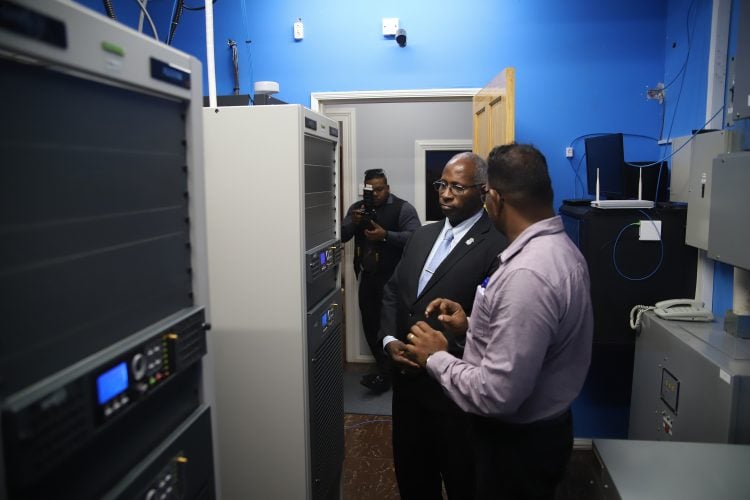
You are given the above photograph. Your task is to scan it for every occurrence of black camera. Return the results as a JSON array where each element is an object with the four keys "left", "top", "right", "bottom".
[{"left": 360, "top": 185, "right": 378, "bottom": 227}]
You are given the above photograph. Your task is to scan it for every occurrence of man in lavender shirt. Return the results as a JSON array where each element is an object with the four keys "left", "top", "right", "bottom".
[{"left": 405, "top": 143, "right": 593, "bottom": 500}]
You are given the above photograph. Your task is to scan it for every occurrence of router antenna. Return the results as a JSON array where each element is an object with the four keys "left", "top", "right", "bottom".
[
  {"left": 596, "top": 168, "right": 600, "bottom": 202},
  {"left": 638, "top": 168, "right": 643, "bottom": 200}
]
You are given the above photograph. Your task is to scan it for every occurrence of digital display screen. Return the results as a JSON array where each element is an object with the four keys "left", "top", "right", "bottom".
[
  {"left": 150, "top": 57, "right": 191, "bottom": 89},
  {"left": 321, "top": 311, "right": 328, "bottom": 328},
  {"left": 319, "top": 252, "right": 326, "bottom": 266},
  {"left": 96, "top": 361, "right": 128, "bottom": 404}
]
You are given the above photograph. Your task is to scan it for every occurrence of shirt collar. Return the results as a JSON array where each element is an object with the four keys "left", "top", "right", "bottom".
[
  {"left": 499, "top": 215, "right": 564, "bottom": 263},
  {"left": 442, "top": 208, "right": 484, "bottom": 239}
]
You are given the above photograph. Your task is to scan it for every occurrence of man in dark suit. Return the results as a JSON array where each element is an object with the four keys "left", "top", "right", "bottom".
[{"left": 378, "top": 152, "right": 508, "bottom": 500}]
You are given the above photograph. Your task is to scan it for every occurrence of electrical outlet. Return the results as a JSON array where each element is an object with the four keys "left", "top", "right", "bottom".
[
  {"left": 646, "top": 82, "right": 665, "bottom": 103},
  {"left": 565, "top": 147, "right": 574, "bottom": 158},
  {"left": 293, "top": 18, "right": 304, "bottom": 40},
  {"left": 639, "top": 220, "right": 662, "bottom": 241}
]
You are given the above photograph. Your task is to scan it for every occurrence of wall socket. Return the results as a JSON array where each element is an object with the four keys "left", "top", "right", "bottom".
[
  {"left": 565, "top": 147, "right": 574, "bottom": 158},
  {"left": 646, "top": 82, "right": 665, "bottom": 103}
]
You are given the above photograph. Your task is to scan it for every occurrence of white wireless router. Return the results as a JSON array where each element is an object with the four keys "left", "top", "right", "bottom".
[{"left": 591, "top": 167, "right": 654, "bottom": 209}]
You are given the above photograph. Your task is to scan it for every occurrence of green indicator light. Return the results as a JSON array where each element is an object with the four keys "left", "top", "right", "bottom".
[{"left": 101, "top": 41, "right": 124, "bottom": 56}]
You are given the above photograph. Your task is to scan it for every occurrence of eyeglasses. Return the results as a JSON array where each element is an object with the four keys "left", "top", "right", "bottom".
[
  {"left": 433, "top": 180, "right": 484, "bottom": 195},
  {"left": 480, "top": 186, "right": 489, "bottom": 204}
]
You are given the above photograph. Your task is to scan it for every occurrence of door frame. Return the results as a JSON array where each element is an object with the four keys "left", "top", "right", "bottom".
[
  {"left": 311, "top": 88, "right": 480, "bottom": 363},
  {"left": 322, "top": 107, "right": 365, "bottom": 363}
]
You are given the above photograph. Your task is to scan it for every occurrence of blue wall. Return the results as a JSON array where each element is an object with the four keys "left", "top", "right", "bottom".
[
  {"left": 74, "top": 0, "right": 735, "bottom": 308},
  {"left": 79, "top": 0, "right": 668, "bottom": 207},
  {"left": 192, "top": 0, "right": 671, "bottom": 208},
  {"left": 663, "top": 0, "right": 713, "bottom": 140}
]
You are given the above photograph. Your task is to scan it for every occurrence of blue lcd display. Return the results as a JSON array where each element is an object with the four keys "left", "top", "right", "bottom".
[
  {"left": 96, "top": 361, "right": 128, "bottom": 404},
  {"left": 319, "top": 252, "right": 326, "bottom": 266},
  {"left": 322, "top": 311, "right": 328, "bottom": 328}
]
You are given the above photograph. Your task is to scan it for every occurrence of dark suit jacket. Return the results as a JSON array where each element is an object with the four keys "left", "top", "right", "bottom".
[{"left": 378, "top": 210, "right": 508, "bottom": 357}]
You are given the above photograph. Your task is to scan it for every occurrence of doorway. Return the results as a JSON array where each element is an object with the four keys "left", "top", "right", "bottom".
[{"left": 312, "top": 89, "right": 479, "bottom": 363}]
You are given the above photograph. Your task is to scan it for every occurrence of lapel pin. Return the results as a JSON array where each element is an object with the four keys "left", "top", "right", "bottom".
[{"left": 465, "top": 238, "right": 474, "bottom": 246}]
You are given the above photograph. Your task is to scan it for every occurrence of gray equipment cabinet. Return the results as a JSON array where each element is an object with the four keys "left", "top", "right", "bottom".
[
  {"left": 203, "top": 105, "right": 343, "bottom": 500},
  {"left": 593, "top": 438, "right": 750, "bottom": 500},
  {"left": 0, "top": 1, "right": 215, "bottom": 499},
  {"left": 629, "top": 312, "right": 750, "bottom": 443}
]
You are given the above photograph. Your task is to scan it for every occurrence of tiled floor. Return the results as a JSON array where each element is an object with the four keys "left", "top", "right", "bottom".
[{"left": 342, "top": 414, "right": 399, "bottom": 500}]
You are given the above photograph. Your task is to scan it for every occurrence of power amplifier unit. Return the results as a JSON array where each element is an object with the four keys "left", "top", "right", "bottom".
[
  {"left": 101, "top": 405, "right": 215, "bottom": 500},
  {"left": 2, "top": 307, "right": 208, "bottom": 498}
]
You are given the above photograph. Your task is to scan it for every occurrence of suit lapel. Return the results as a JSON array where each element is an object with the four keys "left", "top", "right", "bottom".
[{"left": 415, "top": 212, "right": 493, "bottom": 300}]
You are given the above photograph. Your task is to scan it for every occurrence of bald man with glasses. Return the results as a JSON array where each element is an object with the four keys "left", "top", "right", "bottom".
[{"left": 377, "top": 152, "right": 507, "bottom": 500}]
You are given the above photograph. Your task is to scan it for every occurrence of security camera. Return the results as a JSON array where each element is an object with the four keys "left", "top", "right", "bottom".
[{"left": 396, "top": 28, "right": 407, "bottom": 47}]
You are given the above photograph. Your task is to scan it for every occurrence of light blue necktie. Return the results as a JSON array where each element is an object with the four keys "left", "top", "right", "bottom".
[{"left": 417, "top": 228, "right": 454, "bottom": 295}]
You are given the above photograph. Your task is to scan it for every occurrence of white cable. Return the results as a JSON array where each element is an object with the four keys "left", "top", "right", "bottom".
[
  {"left": 629, "top": 305, "right": 654, "bottom": 331},
  {"left": 205, "top": 0, "right": 217, "bottom": 107},
  {"left": 137, "top": 0, "right": 148, "bottom": 33},
  {"left": 133, "top": 0, "right": 158, "bottom": 40}
]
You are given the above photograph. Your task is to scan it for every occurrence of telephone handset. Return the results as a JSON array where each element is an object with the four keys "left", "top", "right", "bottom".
[
  {"left": 653, "top": 299, "right": 714, "bottom": 322},
  {"left": 630, "top": 298, "right": 714, "bottom": 331}
]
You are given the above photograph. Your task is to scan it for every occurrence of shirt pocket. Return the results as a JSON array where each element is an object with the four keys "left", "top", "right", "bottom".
[{"left": 468, "top": 284, "right": 493, "bottom": 343}]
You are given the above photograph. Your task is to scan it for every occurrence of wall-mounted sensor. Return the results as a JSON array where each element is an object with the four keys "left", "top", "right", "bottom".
[
  {"left": 396, "top": 28, "right": 407, "bottom": 47},
  {"left": 293, "top": 18, "right": 304, "bottom": 40},
  {"left": 382, "top": 18, "right": 399, "bottom": 36}
]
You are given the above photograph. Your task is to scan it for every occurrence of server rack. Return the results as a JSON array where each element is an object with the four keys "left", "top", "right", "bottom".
[
  {"left": 0, "top": 1, "right": 214, "bottom": 498},
  {"left": 203, "top": 105, "right": 343, "bottom": 499}
]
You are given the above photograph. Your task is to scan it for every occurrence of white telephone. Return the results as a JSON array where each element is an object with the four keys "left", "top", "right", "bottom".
[
  {"left": 653, "top": 299, "right": 714, "bottom": 321},
  {"left": 630, "top": 299, "right": 713, "bottom": 331}
]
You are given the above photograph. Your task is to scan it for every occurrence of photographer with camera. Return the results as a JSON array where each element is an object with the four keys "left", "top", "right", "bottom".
[{"left": 341, "top": 168, "right": 421, "bottom": 394}]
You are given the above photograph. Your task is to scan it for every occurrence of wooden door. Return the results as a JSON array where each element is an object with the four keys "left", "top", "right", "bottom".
[{"left": 473, "top": 67, "right": 515, "bottom": 158}]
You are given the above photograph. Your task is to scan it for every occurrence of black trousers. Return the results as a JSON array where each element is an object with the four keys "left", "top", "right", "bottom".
[
  {"left": 357, "top": 272, "right": 390, "bottom": 377},
  {"left": 392, "top": 372, "right": 475, "bottom": 500},
  {"left": 471, "top": 409, "right": 573, "bottom": 500}
]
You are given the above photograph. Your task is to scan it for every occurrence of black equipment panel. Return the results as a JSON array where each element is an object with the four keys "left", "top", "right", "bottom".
[
  {"left": 1, "top": 308, "right": 207, "bottom": 496},
  {"left": 306, "top": 290, "right": 344, "bottom": 500},
  {"left": 0, "top": 57, "right": 193, "bottom": 398},
  {"left": 304, "top": 135, "right": 337, "bottom": 249},
  {"left": 561, "top": 205, "right": 696, "bottom": 346},
  {"left": 3, "top": 363, "right": 203, "bottom": 500},
  {"left": 102, "top": 405, "right": 215, "bottom": 500}
]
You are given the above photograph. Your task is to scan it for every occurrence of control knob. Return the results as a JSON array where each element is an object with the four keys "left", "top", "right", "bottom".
[{"left": 131, "top": 353, "right": 147, "bottom": 381}]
